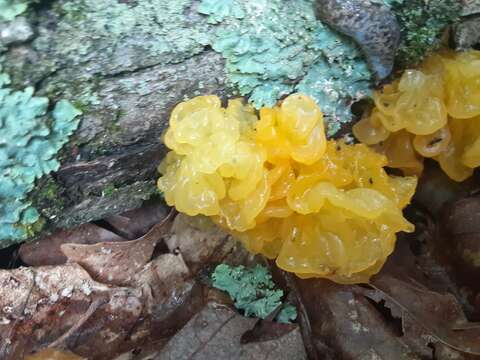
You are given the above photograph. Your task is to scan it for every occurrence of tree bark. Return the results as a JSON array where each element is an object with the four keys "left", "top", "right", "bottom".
[
  {"left": 1, "top": 0, "right": 232, "bottom": 240},
  {"left": 1, "top": 0, "right": 478, "bottom": 244}
]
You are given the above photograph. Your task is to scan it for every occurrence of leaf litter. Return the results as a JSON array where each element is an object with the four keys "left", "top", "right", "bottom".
[{"left": 2, "top": 163, "right": 480, "bottom": 359}]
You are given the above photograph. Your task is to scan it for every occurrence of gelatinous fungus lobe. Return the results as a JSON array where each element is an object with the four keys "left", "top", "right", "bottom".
[
  {"left": 353, "top": 50, "right": 480, "bottom": 182},
  {"left": 158, "top": 94, "right": 416, "bottom": 284}
]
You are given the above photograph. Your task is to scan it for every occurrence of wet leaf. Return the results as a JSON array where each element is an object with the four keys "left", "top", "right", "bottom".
[
  {"left": 132, "top": 253, "right": 193, "bottom": 323},
  {"left": 295, "top": 278, "right": 426, "bottom": 359},
  {"left": 413, "top": 162, "right": 479, "bottom": 215},
  {"left": 0, "top": 227, "right": 206, "bottom": 359},
  {"left": 368, "top": 274, "right": 480, "bottom": 356},
  {"left": 440, "top": 196, "right": 480, "bottom": 284},
  {"left": 158, "top": 303, "right": 307, "bottom": 359},
  {"left": 60, "top": 211, "right": 174, "bottom": 286},
  {"left": 165, "top": 214, "right": 236, "bottom": 274},
  {"left": 19, "top": 224, "right": 125, "bottom": 266},
  {"left": 104, "top": 200, "right": 171, "bottom": 240},
  {"left": 444, "top": 196, "right": 480, "bottom": 235},
  {"left": 240, "top": 320, "right": 298, "bottom": 344},
  {"left": 19, "top": 201, "right": 171, "bottom": 267},
  {"left": 0, "top": 263, "right": 142, "bottom": 359}
]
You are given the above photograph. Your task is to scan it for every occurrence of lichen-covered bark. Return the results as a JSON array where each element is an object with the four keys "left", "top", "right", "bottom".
[
  {"left": 453, "top": 0, "right": 480, "bottom": 49},
  {"left": 0, "top": 0, "right": 232, "bottom": 245},
  {"left": 0, "top": 0, "right": 475, "bottom": 247},
  {"left": 28, "top": 49, "right": 230, "bottom": 239},
  {"left": 1, "top": 0, "right": 367, "bottom": 245}
]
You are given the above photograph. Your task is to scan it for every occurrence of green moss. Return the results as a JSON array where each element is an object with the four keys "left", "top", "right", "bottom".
[
  {"left": 389, "top": 0, "right": 461, "bottom": 66},
  {"left": 0, "top": 68, "right": 81, "bottom": 246},
  {"left": 29, "top": 176, "right": 65, "bottom": 222},
  {"left": 71, "top": 100, "right": 90, "bottom": 115},
  {"left": 102, "top": 183, "right": 117, "bottom": 197},
  {"left": 211, "top": 264, "right": 297, "bottom": 323},
  {"left": 198, "top": 0, "right": 372, "bottom": 135},
  {"left": 17, "top": 216, "right": 46, "bottom": 239}
]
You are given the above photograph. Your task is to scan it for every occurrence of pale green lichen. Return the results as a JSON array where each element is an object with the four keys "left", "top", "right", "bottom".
[
  {"left": 0, "top": 0, "right": 30, "bottom": 21},
  {"left": 198, "top": 0, "right": 245, "bottom": 24},
  {"left": 47, "top": 0, "right": 212, "bottom": 75},
  {"left": 0, "top": 69, "right": 81, "bottom": 245},
  {"left": 296, "top": 21, "right": 372, "bottom": 135},
  {"left": 198, "top": 0, "right": 372, "bottom": 135},
  {"left": 211, "top": 264, "right": 297, "bottom": 323}
]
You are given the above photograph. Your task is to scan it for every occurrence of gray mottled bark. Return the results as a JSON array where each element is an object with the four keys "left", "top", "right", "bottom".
[
  {"left": 1, "top": 0, "right": 232, "bottom": 241},
  {"left": 454, "top": 0, "right": 480, "bottom": 49},
  {"left": 1, "top": 0, "right": 477, "bottom": 244}
]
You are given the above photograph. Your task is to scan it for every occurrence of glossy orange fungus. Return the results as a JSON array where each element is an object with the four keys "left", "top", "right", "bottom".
[
  {"left": 353, "top": 50, "right": 480, "bottom": 182},
  {"left": 158, "top": 94, "right": 416, "bottom": 283}
]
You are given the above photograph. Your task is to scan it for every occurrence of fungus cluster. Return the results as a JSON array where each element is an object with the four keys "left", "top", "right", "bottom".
[{"left": 158, "top": 94, "right": 416, "bottom": 283}]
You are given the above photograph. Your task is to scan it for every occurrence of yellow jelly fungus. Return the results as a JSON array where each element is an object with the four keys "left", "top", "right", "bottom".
[
  {"left": 353, "top": 50, "right": 480, "bottom": 182},
  {"left": 158, "top": 94, "right": 416, "bottom": 284}
]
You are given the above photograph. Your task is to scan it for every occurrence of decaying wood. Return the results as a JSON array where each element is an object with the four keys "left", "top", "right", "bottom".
[{"left": 0, "top": 0, "right": 232, "bottom": 243}]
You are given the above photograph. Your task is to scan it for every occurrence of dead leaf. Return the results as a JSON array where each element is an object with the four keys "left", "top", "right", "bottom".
[
  {"left": 295, "top": 278, "right": 426, "bottom": 359},
  {"left": 133, "top": 253, "right": 192, "bottom": 321},
  {"left": 241, "top": 321, "right": 298, "bottom": 344},
  {"left": 19, "top": 223, "right": 125, "bottom": 266},
  {"left": 19, "top": 201, "right": 172, "bottom": 267},
  {"left": 0, "top": 263, "right": 143, "bottom": 359},
  {"left": 104, "top": 200, "right": 171, "bottom": 240},
  {"left": 440, "top": 196, "right": 480, "bottom": 287},
  {"left": 367, "top": 274, "right": 480, "bottom": 356},
  {"left": 165, "top": 214, "right": 236, "bottom": 273},
  {"left": 382, "top": 208, "right": 477, "bottom": 316},
  {"left": 61, "top": 212, "right": 174, "bottom": 286},
  {"left": 414, "top": 162, "right": 479, "bottom": 215},
  {"left": 443, "top": 197, "right": 480, "bottom": 235},
  {"left": 157, "top": 303, "right": 307, "bottom": 360},
  {"left": 0, "top": 253, "right": 206, "bottom": 359}
]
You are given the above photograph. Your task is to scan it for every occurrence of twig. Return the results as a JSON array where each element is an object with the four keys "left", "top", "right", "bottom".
[{"left": 48, "top": 298, "right": 106, "bottom": 349}]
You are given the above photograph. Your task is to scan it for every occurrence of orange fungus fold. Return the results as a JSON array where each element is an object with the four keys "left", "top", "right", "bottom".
[
  {"left": 353, "top": 50, "right": 480, "bottom": 182},
  {"left": 158, "top": 93, "right": 416, "bottom": 283}
]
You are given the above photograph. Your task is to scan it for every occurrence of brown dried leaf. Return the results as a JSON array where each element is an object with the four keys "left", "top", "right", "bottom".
[
  {"left": 128, "top": 254, "right": 208, "bottom": 347},
  {"left": 158, "top": 303, "right": 307, "bottom": 360},
  {"left": 104, "top": 200, "right": 171, "bottom": 240},
  {"left": 61, "top": 214, "right": 174, "bottom": 286},
  {"left": 19, "top": 201, "right": 171, "bottom": 267},
  {"left": 19, "top": 223, "right": 125, "bottom": 266},
  {"left": 295, "top": 278, "right": 425, "bottom": 359},
  {"left": 0, "top": 263, "right": 143, "bottom": 359},
  {"left": 440, "top": 196, "right": 480, "bottom": 287},
  {"left": 165, "top": 214, "right": 236, "bottom": 273},
  {"left": 367, "top": 274, "right": 480, "bottom": 356},
  {"left": 0, "top": 252, "right": 203, "bottom": 359},
  {"left": 241, "top": 321, "right": 298, "bottom": 345},
  {"left": 133, "top": 253, "right": 192, "bottom": 321},
  {"left": 444, "top": 197, "right": 480, "bottom": 235},
  {"left": 414, "top": 163, "right": 478, "bottom": 215}
]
